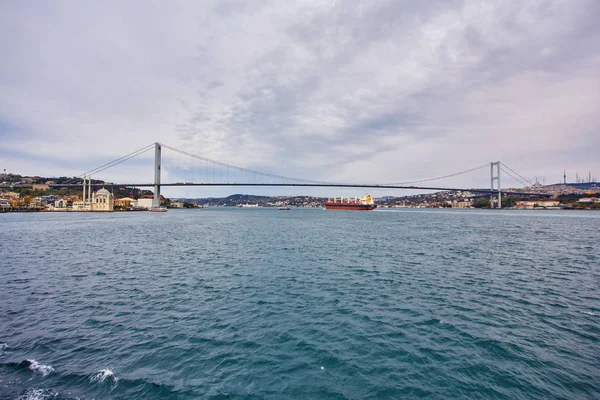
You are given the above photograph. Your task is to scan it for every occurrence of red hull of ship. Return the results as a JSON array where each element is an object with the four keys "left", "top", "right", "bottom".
[{"left": 324, "top": 203, "right": 376, "bottom": 211}]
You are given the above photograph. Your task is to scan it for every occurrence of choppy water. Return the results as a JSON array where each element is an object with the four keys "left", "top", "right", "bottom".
[{"left": 1, "top": 208, "right": 599, "bottom": 399}]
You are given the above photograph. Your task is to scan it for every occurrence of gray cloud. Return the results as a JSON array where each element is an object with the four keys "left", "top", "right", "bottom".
[{"left": 0, "top": 0, "right": 598, "bottom": 195}]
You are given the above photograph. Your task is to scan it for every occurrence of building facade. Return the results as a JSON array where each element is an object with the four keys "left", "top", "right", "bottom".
[
  {"left": 114, "top": 197, "right": 136, "bottom": 208},
  {"left": 136, "top": 198, "right": 154, "bottom": 210},
  {"left": 92, "top": 188, "right": 114, "bottom": 211},
  {"left": 72, "top": 188, "right": 114, "bottom": 211}
]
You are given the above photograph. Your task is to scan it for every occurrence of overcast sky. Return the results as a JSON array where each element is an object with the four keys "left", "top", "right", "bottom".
[{"left": 1, "top": 0, "right": 598, "bottom": 197}]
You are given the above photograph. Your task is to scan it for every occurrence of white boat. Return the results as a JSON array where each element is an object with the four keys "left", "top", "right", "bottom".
[
  {"left": 149, "top": 207, "right": 167, "bottom": 212},
  {"left": 278, "top": 206, "right": 291, "bottom": 210}
]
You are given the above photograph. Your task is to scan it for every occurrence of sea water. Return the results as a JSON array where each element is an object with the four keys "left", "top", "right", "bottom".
[{"left": 1, "top": 208, "right": 598, "bottom": 399}]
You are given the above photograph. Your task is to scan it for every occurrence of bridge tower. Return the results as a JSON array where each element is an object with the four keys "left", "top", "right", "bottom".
[
  {"left": 153, "top": 142, "right": 162, "bottom": 208},
  {"left": 490, "top": 161, "right": 501, "bottom": 209}
]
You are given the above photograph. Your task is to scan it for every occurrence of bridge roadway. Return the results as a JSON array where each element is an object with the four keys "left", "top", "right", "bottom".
[{"left": 0, "top": 183, "right": 550, "bottom": 197}]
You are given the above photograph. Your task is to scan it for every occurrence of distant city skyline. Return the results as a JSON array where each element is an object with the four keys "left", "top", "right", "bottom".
[{"left": 1, "top": 1, "right": 598, "bottom": 198}]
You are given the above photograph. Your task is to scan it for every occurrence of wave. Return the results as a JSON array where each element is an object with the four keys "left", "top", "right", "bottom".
[
  {"left": 1, "top": 359, "right": 183, "bottom": 397},
  {"left": 23, "top": 359, "right": 55, "bottom": 376},
  {"left": 90, "top": 368, "right": 119, "bottom": 384},
  {"left": 0, "top": 342, "right": 7, "bottom": 352},
  {"left": 17, "top": 388, "right": 59, "bottom": 400}
]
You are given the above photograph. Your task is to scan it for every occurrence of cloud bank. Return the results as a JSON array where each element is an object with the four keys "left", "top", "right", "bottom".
[{"left": 1, "top": 0, "right": 598, "bottom": 196}]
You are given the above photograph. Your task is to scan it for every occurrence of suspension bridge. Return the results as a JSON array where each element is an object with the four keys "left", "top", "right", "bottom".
[{"left": 4, "top": 142, "right": 549, "bottom": 209}]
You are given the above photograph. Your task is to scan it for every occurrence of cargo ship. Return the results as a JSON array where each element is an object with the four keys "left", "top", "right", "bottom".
[{"left": 324, "top": 195, "right": 377, "bottom": 211}]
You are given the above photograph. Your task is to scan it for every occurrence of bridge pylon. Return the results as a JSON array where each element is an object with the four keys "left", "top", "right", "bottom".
[
  {"left": 153, "top": 142, "right": 162, "bottom": 208},
  {"left": 490, "top": 161, "right": 501, "bottom": 208}
]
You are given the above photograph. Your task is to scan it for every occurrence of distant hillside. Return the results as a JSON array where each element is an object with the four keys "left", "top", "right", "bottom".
[
  {"left": 0, "top": 173, "right": 153, "bottom": 199},
  {"left": 546, "top": 182, "right": 598, "bottom": 189},
  {"left": 203, "top": 194, "right": 271, "bottom": 206},
  {"left": 174, "top": 194, "right": 327, "bottom": 207}
]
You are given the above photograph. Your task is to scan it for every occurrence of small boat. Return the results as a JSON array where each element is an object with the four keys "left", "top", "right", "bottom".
[
  {"left": 278, "top": 206, "right": 291, "bottom": 210},
  {"left": 149, "top": 207, "right": 168, "bottom": 212}
]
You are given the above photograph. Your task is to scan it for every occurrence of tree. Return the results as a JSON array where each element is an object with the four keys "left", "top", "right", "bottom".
[
  {"left": 473, "top": 198, "right": 490, "bottom": 208},
  {"left": 502, "top": 196, "right": 521, "bottom": 208}
]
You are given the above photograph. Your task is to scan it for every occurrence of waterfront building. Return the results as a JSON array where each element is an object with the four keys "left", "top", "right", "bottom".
[
  {"left": 114, "top": 197, "right": 136, "bottom": 208},
  {"left": 136, "top": 198, "right": 154, "bottom": 209},
  {"left": 171, "top": 200, "right": 184, "bottom": 208},
  {"left": 450, "top": 199, "right": 473, "bottom": 208},
  {"left": 515, "top": 200, "right": 560, "bottom": 209},
  {"left": 54, "top": 199, "right": 69, "bottom": 209},
  {"left": 92, "top": 188, "right": 114, "bottom": 211},
  {"left": 72, "top": 199, "right": 88, "bottom": 211},
  {"left": 72, "top": 187, "right": 114, "bottom": 211},
  {"left": 0, "top": 199, "right": 11, "bottom": 210}
]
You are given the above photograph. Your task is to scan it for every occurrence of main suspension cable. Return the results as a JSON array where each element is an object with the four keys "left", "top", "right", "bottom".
[
  {"left": 500, "top": 166, "right": 529, "bottom": 187},
  {"left": 159, "top": 143, "right": 334, "bottom": 185},
  {"left": 79, "top": 144, "right": 155, "bottom": 177},
  {"left": 500, "top": 162, "right": 533, "bottom": 186},
  {"left": 380, "top": 163, "right": 489, "bottom": 186}
]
